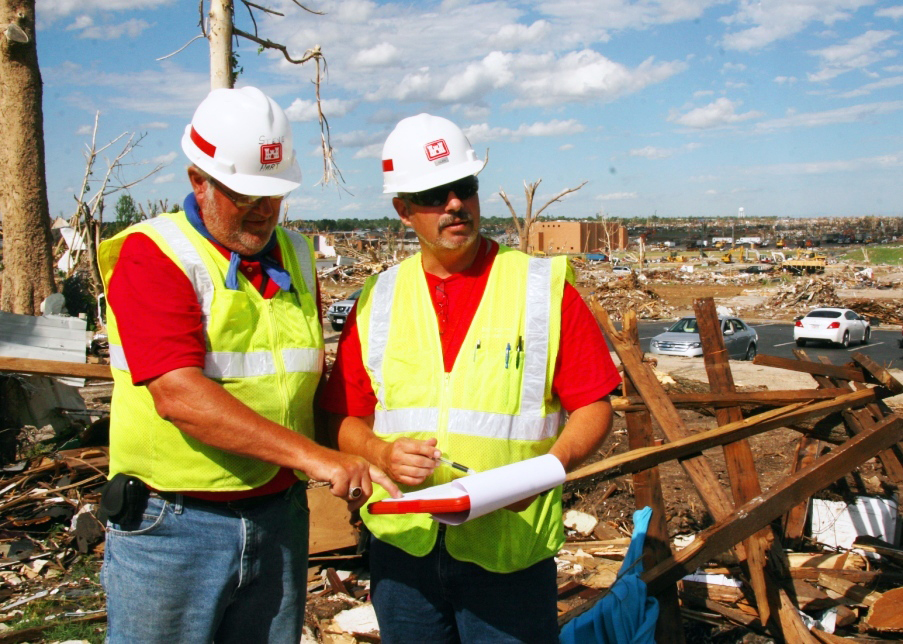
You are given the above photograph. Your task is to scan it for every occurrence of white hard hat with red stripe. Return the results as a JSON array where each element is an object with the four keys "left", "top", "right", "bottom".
[
  {"left": 181, "top": 86, "right": 302, "bottom": 197},
  {"left": 381, "top": 113, "right": 484, "bottom": 194}
]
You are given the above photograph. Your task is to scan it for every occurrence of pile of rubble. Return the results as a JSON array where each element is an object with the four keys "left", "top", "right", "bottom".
[{"left": 578, "top": 271, "right": 676, "bottom": 321}]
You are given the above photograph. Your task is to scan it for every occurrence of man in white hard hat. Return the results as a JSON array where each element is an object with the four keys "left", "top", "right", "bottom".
[
  {"left": 321, "top": 113, "right": 621, "bottom": 642},
  {"left": 97, "top": 86, "right": 398, "bottom": 643}
]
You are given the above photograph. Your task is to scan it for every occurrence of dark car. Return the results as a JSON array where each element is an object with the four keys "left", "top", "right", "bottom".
[
  {"left": 325, "top": 289, "right": 361, "bottom": 332},
  {"left": 742, "top": 265, "right": 773, "bottom": 274}
]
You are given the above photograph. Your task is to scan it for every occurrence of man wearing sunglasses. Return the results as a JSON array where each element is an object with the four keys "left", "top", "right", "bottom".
[
  {"left": 97, "top": 86, "right": 398, "bottom": 643},
  {"left": 322, "top": 113, "right": 621, "bottom": 642}
]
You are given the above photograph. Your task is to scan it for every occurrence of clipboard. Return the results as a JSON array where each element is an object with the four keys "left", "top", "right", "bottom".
[{"left": 368, "top": 495, "right": 471, "bottom": 515}]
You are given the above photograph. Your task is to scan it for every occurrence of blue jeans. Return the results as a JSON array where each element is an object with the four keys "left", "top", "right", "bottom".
[
  {"left": 101, "top": 483, "right": 309, "bottom": 644},
  {"left": 369, "top": 530, "right": 559, "bottom": 643}
]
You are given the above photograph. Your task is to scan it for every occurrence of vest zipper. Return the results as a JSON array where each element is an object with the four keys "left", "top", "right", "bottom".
[{"left": 436, "top": 372, "right": 452, "bottom": 482}]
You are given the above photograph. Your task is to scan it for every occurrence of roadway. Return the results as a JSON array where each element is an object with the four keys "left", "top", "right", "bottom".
[{"left": 630, "top": 321, "right": 902, "bottom": 366}]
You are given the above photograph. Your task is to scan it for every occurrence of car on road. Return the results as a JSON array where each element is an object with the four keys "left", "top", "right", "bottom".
[
  {"left": 325, "top": 289, "right": 361, "bottom": 332},
  {"left": 793, "top": 307, "right": 870, "bottom": 348},
  {"left": 649, "top": 316, "right": 758, "bottom": 360}
]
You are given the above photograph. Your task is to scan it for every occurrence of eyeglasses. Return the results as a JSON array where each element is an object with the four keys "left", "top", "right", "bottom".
[
  {"left": 209, "top": 177, "right": 288, "bottom": 210},
  {"left": 401, "top": 176, "right": 479, "bottom": 208}
]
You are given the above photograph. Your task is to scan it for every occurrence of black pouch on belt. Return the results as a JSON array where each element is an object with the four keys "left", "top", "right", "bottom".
[{"left": 98, "top": 473, "right": 149, "bottom": 525}]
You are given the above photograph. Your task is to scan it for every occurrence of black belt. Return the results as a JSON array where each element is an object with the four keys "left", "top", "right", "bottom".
[{"left": 152, "top": 484, "right": 300, "bottom": 511}]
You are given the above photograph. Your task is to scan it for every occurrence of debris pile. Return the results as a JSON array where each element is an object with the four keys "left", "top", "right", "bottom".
[{"left": 583, "top": 272, "right": 676, "bottom": 321}]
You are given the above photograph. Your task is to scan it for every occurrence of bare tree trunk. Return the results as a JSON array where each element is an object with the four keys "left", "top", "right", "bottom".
[
  {"left": 0, "top": 0, "right": 56, "bottom": 314},
  {"left": 208, "top": 0, "right": 234, "bottom": 89}
]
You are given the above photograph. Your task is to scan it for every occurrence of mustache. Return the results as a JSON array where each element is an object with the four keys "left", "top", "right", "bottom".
[{"left": 438, "top": 213, "right": 472, "bottom": 230}]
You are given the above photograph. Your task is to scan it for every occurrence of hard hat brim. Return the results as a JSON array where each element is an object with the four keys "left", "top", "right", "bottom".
[{"left": 384, "top": 157, "right": 484, "bottom": 195}]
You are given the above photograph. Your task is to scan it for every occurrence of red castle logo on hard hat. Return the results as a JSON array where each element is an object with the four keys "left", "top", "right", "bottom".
[
  {"left": 424, "top": 139, "right": 449, "bottom": 162},
  {"left": 260, "top": 143, "right": 283, "bottom": 164}
]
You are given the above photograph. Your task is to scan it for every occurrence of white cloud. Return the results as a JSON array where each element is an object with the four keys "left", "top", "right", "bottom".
[
  {"left": 630, "top": 146, "right": 674, "bottom": 159},
  {"left": 152, "top": 173, "right": 175, "bottom": 184},
  {"left": 559, "top": 143, "right": 574, "bottom": 151},
  {"left": 438, "top": 52, "right": 514, "bottom": 102},
  {"left": 354, "top": 143, "right": 384, "bottom": 159},
  {"left": 668, "top": 97, "right": 764, "bottom": 128},
  {"left": 352, "top": 43, "right": 400, "bottom": 67},
  {"left": 756, "top": 100, "right": 903, "bottom": 129},
  {"left": 807, "top": 30, "right": 897, "bottom": 82},
  {"left": 71, "top": 18, "right": 151, "bottom": 39},
  {"left": 364, "top": 69, "right": 435, "bottom": 101},
  {"left": 876, "top": 6, "right": 903, "bottom": 20},
  {"left": 140, "top": 122, "right": 169, "bottom": 130},
  {"left": 66, "top": 15, "right": 94, "bottom": 30},
  {"left": 285, "top": 98, "right": 355, "bottom": 122},
  {"left": 744, "top": 153, "right": 903, "bottom": 175},
  {"left": 838, "top": 74, "right": 903, "bottom": 98},
  {"left": 598, "top": 192, "right": 638, "bottom": 200},
  {"left": 75, "top": 124, "right": 93, "bottom": 136},
  {"left": 720, "top": 0, "right": 872, "bottom": 52},
  {"left": 152, "top": 152, "right": 177, "bottom": 164},
  {"left": 38, "top": 0, "right": 176, "bottom": 22},
  {"left": 463, "top": 119, "right": 585, "bottom": 143},
  {"left": 775, "top": 76, "right": 798, "bottom": 85},
  {"left": 489, "top": 20, "right": 552, "bottom": 49},
  {"left": 507, "top": 50, "right": 687, "bottom": 108}
]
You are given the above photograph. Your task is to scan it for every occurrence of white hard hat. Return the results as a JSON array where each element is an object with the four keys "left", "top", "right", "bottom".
[
  {"left": 181, "top": 86, "right": 302, "bottom": 196},
  {"left": 382, "top": 113, "right": 484, "bottom": 194}
]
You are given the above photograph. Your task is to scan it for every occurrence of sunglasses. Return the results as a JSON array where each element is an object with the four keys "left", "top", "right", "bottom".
[
  {"left": 402, "top": 176, "right": 479, "bottom": 208},
  {"left": 209, "top": 177, "right": 288, "bottom": 210}
]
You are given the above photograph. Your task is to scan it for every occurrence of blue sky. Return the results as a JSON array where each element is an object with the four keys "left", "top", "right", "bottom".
[{"left": 34, "top": 0, "right": 903, "bottom": 221}]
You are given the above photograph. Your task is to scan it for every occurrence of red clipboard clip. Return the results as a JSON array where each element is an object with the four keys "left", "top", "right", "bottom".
[{"left": 368, "top": 495, "right": 471, "bottom": 515}]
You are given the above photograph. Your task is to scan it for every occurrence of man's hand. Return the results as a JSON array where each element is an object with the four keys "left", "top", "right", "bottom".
[
  {"left": 375, "top": 436, "right": 440, "bottom": 486},
  {"left": 303, "top": 444, "right": 401, "bottom": 511}
]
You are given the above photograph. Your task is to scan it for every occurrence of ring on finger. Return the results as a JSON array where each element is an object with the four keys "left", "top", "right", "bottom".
[{"left": 349, "top": 486, "right": 363, "bottom": 500}]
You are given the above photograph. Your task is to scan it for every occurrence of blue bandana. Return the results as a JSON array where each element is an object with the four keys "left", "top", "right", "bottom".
[{"left": 183, "top": 193, "right": 292, "bottom": 292}]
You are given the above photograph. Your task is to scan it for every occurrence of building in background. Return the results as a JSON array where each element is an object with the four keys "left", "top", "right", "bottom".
[{"left": 527, "top": 221, "right": 627, "bottom": 255}]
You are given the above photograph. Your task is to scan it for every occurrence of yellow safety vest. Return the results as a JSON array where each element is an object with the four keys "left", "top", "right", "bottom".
[
  {"left": 356, "top": 244, "right": 569, "bottom": 572},
  {"left": 98, "top": 211, "right": 324, "bottom": 491}
]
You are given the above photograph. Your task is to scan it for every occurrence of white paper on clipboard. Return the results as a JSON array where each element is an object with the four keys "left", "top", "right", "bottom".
[{"left": 396, "top": 454, "right": 566, "bottom": 525}]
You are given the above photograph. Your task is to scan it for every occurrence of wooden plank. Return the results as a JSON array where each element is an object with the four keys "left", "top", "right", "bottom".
[
  {"left": 693, "top": 298, "right": 777, "bottom": 632},
  {"left": 817, "top": 574, "right": 882, "bottom": 607},
  {"left": 307, "top": 485, "right": 358, "bottom": 554},
  {"left": 621, "top": 310, "right": 684, "bottom": 644},
  {"left": 566, "top": 389, "right": 875, "bottom": 484},
  {"left": 610, "top": 388, "right": 851, "bottom": 412},
  {"left": 642, "top": 413, "right": 903, "bottom": 596},
  {"left": 866, "top": 586, "right": 903, "bottom": 632},
  {"left": 0, "top": 356, "right": 112, "bottom": 380},
  {"left": 851, "top": 352, "right": 903, "bottom": 395},
  {"left": 783, "top": 349, "right": 832, "bottom": 542},
  {"left": 752, "top": 354, "right": 866, "bottom": 383}
]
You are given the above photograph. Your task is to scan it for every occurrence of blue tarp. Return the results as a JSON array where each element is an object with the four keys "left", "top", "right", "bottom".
[{"left": 559, "top": 506, "right": 660, "bottom": 644}]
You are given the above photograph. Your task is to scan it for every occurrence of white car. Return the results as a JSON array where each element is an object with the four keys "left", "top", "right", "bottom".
[
  {"left": 793, "top": 307, "right": 870, "bottom": 348},
  {"left": 612, "top": 265, "right": 632, "bottom": 276},
  {"left": 325, "top": 289, "right": 361, "bottom": 332}
]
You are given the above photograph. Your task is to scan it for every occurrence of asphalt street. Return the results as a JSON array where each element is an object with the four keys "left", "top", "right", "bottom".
[{"left": 633, "top": 321, "right": 903, "bottom": 365}]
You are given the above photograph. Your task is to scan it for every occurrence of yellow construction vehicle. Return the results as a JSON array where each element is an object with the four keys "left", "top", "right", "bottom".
[
  {"left": 781, "top": 248, "right": 826, "bottom": 273},
  {"left": 720, "top": 246, "right": 757, "bottom": 263}
]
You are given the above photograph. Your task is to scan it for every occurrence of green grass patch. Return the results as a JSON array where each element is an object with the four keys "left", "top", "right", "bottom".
[{"left": 835, "top": 244, "right": 903, "bottom": 265}]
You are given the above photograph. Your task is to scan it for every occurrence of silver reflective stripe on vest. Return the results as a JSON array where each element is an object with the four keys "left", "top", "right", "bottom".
[
  {"left": 448, "top": 408, "right": 561, "bottom": 440},
  {"left": 109, "top": 344, "right": 129, "bottom": 372},
  {"left": 366, "top": 264, "right": 401, "bottom": 410},
  {"left": 205, "top": 352, "right": 275, "bottom": 378},
  {"left": 282, "top": 348, "right": 324, "bottom": 374},
  {"left": 284, "top": 230, "right": 314, "bottom": 295},
  {"left": 520, "top": 258, "right": 552, "bottom": 417},
  {"left": 146, "top": 216, "right": 214, "bottom": 322},
  {"left": 374, "top": 407, "right": 440, "bottom": 434}
]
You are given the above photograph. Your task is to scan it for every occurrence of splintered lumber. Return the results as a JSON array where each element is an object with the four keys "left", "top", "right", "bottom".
[
  {"left": 852, "top": 352, "right": 903, "bottom": 395},
  {"left": 566, "top": 389, "right": 875, "bottom": 484},
  {"left": 621, "top": 311, "right": 684, "bottom": 644},
  {"left": 610, "top": 388, "right": 851, "bottom": 412},
  {"left": 642, "top": 413, "right": 903, "bottom": 596},
  {"left": 0, "top": 355, "right": 113, "bottom": 380},
  {"left": 817, "top": 574, "right": 883, "bottom": 607},
  {"left": 592, "top": 301, "right": 739, "bottom": 522},
  {"left": 866, "top": 587, "right": 903, "bottom": 633},
  {"left": 752, "top": 354, "right": 866, "bottom": 383},
  {"left": 693, "top": 298, "right": 778, "bottom": 634}
]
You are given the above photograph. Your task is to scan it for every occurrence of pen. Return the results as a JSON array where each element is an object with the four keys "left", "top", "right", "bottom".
[
  {"left": 516, "top": 335, "right": 523, "bottom": 368},
  {"left": 473, "top": 339, "right": 481, "bottom": 362},
  {"left": 505, "top": 342, "right": 511, "bottom": 369},
  {"left": 438, "top": 456, "right": 477, "bottom": 476}
]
